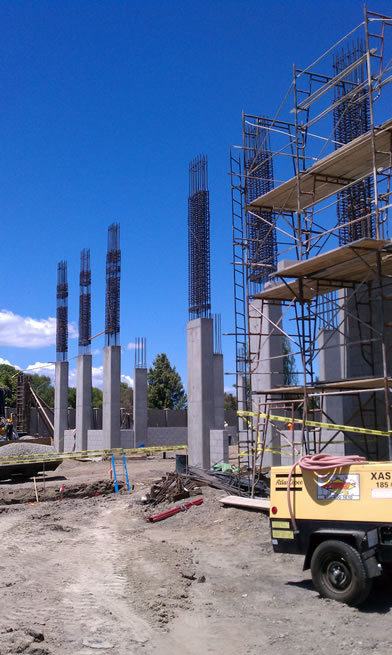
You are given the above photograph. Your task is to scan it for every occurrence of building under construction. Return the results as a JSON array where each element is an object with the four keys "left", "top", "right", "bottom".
[{"left": 231, "top": 8, "right": 392, "bottom": 483}]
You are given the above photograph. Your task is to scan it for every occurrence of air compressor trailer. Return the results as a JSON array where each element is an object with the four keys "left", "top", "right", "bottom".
[{"left": 270, "top": 458, "right": 392, "bottom": 606}]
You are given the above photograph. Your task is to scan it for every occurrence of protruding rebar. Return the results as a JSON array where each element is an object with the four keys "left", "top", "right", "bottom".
[
  {"left": 244, "top": 118, "right": 277, "bottom": 292},
  {"left": 333, "top": 39, "right": 374, "bottom": 244},
  {"left": 134, "top": 337, "right": 147, "bottom": 369},
  {"left": 188, "top": 155, "right": 211, "bottom": 320},
  {"left": 56, "top": 261, "right": 68, "bottom": 361},
  {"left": 213, "top": 313, "right": 222, "bottom": 355},
  {"left": 105, "top": 223, "right": 121, "bottom": 347},
  {"left": 79, "top": 248, "right": 91, "bottom": 355}
]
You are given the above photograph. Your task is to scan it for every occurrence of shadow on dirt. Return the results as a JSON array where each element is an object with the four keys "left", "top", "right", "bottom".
[{"left": 287, "top": 576, "right": 392, "bottom": 614}]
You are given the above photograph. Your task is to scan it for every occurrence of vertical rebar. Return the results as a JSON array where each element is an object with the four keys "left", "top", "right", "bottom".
[
  {"left": 79, "top": 248, "right": 91, "bottom": 355},
  {"left": 105, "top": 223, "right": 121, "bottom": 347},
  {"left": 188, "top": 155, "right": 211, "bottom": 320},
  {"left": 56, "top": 261, "right": 68, "bottom": 362},
  {"left": 333, "top": 39, "right": 374, "bottom": 244},
  {"left": 134, "top": 337, "right": 147, "bottom": 368},
  {"left": 244, "top": 117, "right": 277, "bottom": 292}
]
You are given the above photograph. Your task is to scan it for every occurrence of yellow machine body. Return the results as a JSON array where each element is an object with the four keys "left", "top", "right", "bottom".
[
  {"left": 269, "top": 462, "right": 392, "bottom": 565},
  {"left": 269, "top": 462, "right": 392, "bottom": 604},
  {"left": 271, "top": 462, "right": 392, "bottom": 524}
]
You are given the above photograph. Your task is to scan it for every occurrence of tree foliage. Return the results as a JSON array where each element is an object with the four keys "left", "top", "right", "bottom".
[
  {"left": 224, "top": 392, "right": 237, "bottom": 410},
  {"left": 120, "top": 382, "right": 133, "bottom": 409},
  {"left": 68, "top": 387, "right": 77, "bottom": 408},
  {"left": 147, "top": 353, "right": 187, "bottom": 410},
  {"left": 30, "top": 374, "right": 55, "bottom": 407},
  {"left": 0, "top": 364, "right": 19, "bottom": 407},
  {"left": 92, "top": 387, "right": 103, "bottom": 408}
]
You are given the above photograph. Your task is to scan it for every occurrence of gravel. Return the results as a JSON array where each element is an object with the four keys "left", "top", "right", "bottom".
[{"left": 0, "top": 443, "right": 58, "bottom": 461}]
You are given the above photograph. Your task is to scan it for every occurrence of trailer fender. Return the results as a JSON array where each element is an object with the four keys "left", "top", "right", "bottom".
[{"left": 303, "top": 530, "right": 366, "bottom": 571}]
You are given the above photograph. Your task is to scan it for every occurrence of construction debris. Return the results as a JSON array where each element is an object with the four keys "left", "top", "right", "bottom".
[
  {"left": 145, "top": 498, "right": 204, "bottom": 523},
  {"left": 146, "top": 472, "right": 202, "bottom": 506},
  {"left": 184, "top": 466, "right": 270, "bottom": 498}
]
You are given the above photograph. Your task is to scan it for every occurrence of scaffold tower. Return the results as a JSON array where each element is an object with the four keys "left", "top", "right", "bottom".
[{"left": 231, "top": 7, "right": 392, "bottom": 490}]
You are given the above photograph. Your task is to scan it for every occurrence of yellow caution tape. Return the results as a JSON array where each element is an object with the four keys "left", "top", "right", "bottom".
[
  {"left": 237, "top": 410, "right": 392, "bottom": 437},
  {"left": 0, "top": 445, "right": 187, "bottom": 465}
]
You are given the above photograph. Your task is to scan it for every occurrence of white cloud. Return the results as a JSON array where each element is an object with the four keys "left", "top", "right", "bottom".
[
  {"left": 92, "top": 366, "right": 103, "bottom": 388},
  {"left": 92, "top": 348, "right": 101, "bottom": 356},
  {"left": 0, "top": 357, "right": 21, "bottom": 369},
  {"left": 125, "top": 342, "right": 136, "bottom": 351},
  {"left": 25, "top": 361, "right": 56, "bottom": 382},
  {"left": 90, "top": 367, "right": 133, "bottom": 390},
  {"left": 16, "top": 361, "right": 133, "bottom": 391},
  {"left": 0, "top": 310, "right": 77, "bottom": 348}
]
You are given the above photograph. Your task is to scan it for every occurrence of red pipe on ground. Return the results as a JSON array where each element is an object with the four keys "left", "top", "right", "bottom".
[{"left": 145, "top": 498, "right": 204, "bottom": 523}]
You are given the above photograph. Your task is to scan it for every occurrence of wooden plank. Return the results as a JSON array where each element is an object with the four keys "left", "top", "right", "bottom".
[
  {"left": 255, "top": 376, "right": 392, "bottom": 395},
  {"left": 253, "top": 239, "right": 392, "bottom": 301},
  {"left": 219, "top": 495, "right": 270, "bottom": 511},
  {"left": 271, "top": 239, "right": 386, "bottom": 280}
]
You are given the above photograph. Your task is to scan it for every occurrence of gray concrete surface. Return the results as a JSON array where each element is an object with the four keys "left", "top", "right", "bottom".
[
  {"left": 187, "top": 318, "right": 214, "bottom": 468},
  {"left": 54, "top": 360, "right": 68, "bottom": 452}
]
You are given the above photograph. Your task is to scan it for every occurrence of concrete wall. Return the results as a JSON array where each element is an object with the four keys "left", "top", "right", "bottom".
[
  {"left": 210, "top": 429, "right": 229, "bottom": 465},
  {"left": 82, "top": 427, "right": 188, "bottom": 451}
]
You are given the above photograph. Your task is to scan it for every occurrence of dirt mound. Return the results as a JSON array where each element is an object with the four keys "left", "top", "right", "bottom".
[{"left": 0, "top": 479, "right": 117, "bottom": 505}]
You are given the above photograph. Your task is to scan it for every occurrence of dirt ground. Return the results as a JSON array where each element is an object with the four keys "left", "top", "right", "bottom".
[{"left": 1, "top": 454, "right": 392, "bottom": 655}]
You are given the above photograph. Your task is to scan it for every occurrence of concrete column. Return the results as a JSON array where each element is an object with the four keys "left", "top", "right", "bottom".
[
  {"left": 187, "top": 317, "right": 214, "bottom": 468},
  {"left": 340, "top": 286, "right": 392, "bottom": 460},
  {"left": 54, "top": 360, "right": 68, "bottom": 452},
  {"left": 213, "top": 353, "right": 224, "bottom": 429},
  {"left": 76, "top": 354, "right": 92, "bottom": 452},
  {"left": 317, "top": 328, "right": 345, "bottom": 456},
  {"left": 133, "top": 367, "right": 148, "bottom": 447},
  {"left": 249, "top": 297, "right": 284, "bottom": 467},
  {"left": 102, "top": 345, "right": 121, "bottom": 449}
]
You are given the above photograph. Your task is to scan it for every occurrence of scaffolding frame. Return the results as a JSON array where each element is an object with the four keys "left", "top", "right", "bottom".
[{"left": 231, "top": 7, "right": 392, "bottom": 487}]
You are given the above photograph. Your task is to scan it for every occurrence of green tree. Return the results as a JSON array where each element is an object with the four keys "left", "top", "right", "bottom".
[
  {"left": 30, "top": 374, "right": 54, "bottom": 407},
  {"left": 147, "top": 353, "right": 187, "bottom": 410},
  {"left": 120, "top": 382, "right": 133, "bottom": 409},
  {"left": 224, "top": 392, "right": 237, "bottom": 410},
  {"left": 283, "top": 336, "right": 298, "bottom": 386},
  {"left": 68, "top": 387, "right": 77, "bottom": 408},
  {"left": 0, "top": 364, "right": 19, "bottom": 407},
  {"left": 92, "top": 387, "right": 103, "bottom": 408}
]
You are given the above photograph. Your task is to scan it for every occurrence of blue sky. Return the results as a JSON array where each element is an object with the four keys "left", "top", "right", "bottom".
[{"left": 0, "top": 0, "right": 390, "bottom": 390}]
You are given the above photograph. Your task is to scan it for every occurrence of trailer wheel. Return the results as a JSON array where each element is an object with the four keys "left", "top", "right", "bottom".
[{"left": 310, "top": 540, "right": 372, "bottom": 606}]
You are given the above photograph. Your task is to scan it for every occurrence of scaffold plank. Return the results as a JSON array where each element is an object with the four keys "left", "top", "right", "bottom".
[{"left": 245, "top": 119, "right": 392, "bottom": 212}]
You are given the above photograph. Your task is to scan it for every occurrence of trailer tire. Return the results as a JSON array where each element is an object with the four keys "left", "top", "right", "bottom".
[{"left": 310, "top": 540, "right": 372, "bottom": 606}]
